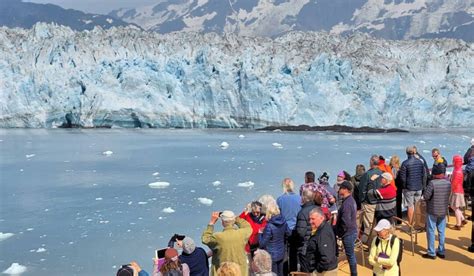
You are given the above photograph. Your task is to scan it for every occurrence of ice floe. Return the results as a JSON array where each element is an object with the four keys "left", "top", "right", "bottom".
[
  {"left": 148, "top": 182, "right": 170, "bottom": 189},
  {"left": 152, "top": 172, "right": 160, "bottom": 176},
  {"left": 220, "top": 142, "right": 229, "bottom": 149},
  {"left": 2, "top": 263, "right": 27, "bottom": 275},
  {"left": 237, "top": 181, "right": 255, "bottom": 188},
  {"left": 102, "top": 150, "right": 113, "bottom": 155},
  {"left": 162, "top": 207, "right": 175, "bottom": 213},
  {"left": 0, "top": 232, "right": 14, "bottom": 242},
  {"left": 212, "top": 181, "right": 221, "bottom": 186},
  {"left": 272, "top": 143, "right": 283, "bottom": 148},
  {"left": 25, "top": 154, "right": 35, "bottom": 159},
  {"left": 197, "top": 197, "right": 213, "bottom": 206},
  {"left": 36, "top": 247, "right": 47, "bottom": 253}
]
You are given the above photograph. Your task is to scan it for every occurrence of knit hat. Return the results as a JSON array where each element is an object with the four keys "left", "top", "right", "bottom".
[
  {"left": 116, "top": 265, "right": 133, "bottom": 276},
  {"left": 220, "top": 210, "right": 235, "bottom": 221},
  {"left": 182, "top": 237, "right": 196, "bottom": 254},
  {"left": 337, "top": 171, "right": 345, "bottom": 178},
  {"left": 373, "top": 219, "right": 391, "bottom": 232},
  {"left": 164, "top": 248, "right": 179, "bottom": 262},
  {"left": 432, "top": 162, "right": 446, "bottom": 176},
  {"left": 339, "top": 181, "right": 353, "bottom": 192}
]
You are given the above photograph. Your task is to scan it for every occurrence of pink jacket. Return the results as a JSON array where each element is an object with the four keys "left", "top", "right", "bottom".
[{"left": 451, "top": 155, "right": 464, "bottom": 194}]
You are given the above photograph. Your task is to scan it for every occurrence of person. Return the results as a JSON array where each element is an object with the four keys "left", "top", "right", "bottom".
[
  {"left": 413, "top": 145, "right": 430, "bottom": 180},
  {"left": 305, "top": 207, "right": 338, "bottom": 276},
  {"left": 334, "top": 170, "right": 352, "bottom": 208},
  {"left": 368, "top": 219, "right": 401, "bottom": 276},
  {"left": 335, "top": 181, "right": 358, "bottom": 276},
  {"left": 239, "top": 201, "right": 267, "bottom": 256},
  {"left": 319, "top": 172, "right": 338, "bottom": 226},
  {"left": 399, "top": 146, "right": 425, "bottom": 225},
  {"left": 296, "top": 189, "right": 316, "bottom": 272},
  {"left": 422, "top": 162, "right": 451, "bottom": 259},
  {"left": 258, "top": 202, "right": 288, "bottom": 276},
  {"left": 202, "top": 211, "right": 252, "bottom": 276},
  {"left": 431, "top": 148, "right": 448, "bottom": 170},
  {"left": 351, "top": 164, "right": 366, "bottom": 210},
  {"left": 179, "top": 237, "right": 211, "bottom": 276},
  {"left": 216, "top": 262, "right": 241, "bottom": 276},
  {"left": 276, "top": 178, "right": 301, "bottom": 273},
  {"left": 358, "top": 154, "right": 383, "bottom": 244},
  {"left": 157, "top": 248, "right": 190, "bottom": 276},
  {"left": 467, "top": 138, "right": 474, "bottom": 253},
  {"left": 252, "top": 249, "right": 277, "bottom": 276},
  {"left": 389, "top": 155, "right": 403, "bottom": 222},
  {"left": 117, "top": 261, "right": 150, "bottom": 276},
  {"left": 378, "top": 156, "right": 396, "bottom": 190},
  {"left": 450, "top": 155, "right": 467, "bottom": 230},
  {"left": 259, "top": 194, "right": 278, "bottom": 215},
  {"left": 300, "top": 171, "right": 335, "bottom": 220},
  {"left": 367, "top": 173, "right": 397, "bottom": 223}
]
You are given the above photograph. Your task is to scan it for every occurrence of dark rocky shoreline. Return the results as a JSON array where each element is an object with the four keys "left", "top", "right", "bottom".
[{"left": 257, "top": 125, "right": 409, "bottom": 133}]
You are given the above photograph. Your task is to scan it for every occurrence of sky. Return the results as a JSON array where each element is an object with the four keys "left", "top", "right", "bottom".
[{"left": 26, "top": 0, "right": 161, "bottom": 14}]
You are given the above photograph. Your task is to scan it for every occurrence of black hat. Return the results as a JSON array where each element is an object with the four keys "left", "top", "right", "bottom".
[
  {"left": 432, "top": 162, "right": 446, "bottom": 175},
  {"left": 339, "top": 181, "right": 353, "bottom": 192},
  {"left": 117, "top": 265, "right": 133, "bottom": 276}
]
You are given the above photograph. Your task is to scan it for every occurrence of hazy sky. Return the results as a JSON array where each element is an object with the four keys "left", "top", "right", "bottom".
[{"left": 26, "top": 0, "right": 160, "bottom": 14}]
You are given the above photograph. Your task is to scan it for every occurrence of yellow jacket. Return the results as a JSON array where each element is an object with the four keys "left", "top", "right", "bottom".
[
  {"left": 368, "top": 235, "right": 400, "bottom": 276},
  {"left": 202, "top": 217, "right": 252, "bottom": 276}
]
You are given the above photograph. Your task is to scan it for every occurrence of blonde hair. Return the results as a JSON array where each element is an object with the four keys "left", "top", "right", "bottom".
[
  {"left": 282, "top": 177, "right": 295, "bottom": 193},
  {"left": 258, "top": 194, "right": 277, "bottom": 215},
  {"left": 389, "top": 155, "right": 400, "bottom": 169},
  {"left": 265, "top": 201, "right": 281, "bottom": 220},
  {"left": 252, "top": 249, "right": 272, "bottom": 273},
  {"left": 217, "top": 262, "right": 241, "bottom": 276}
]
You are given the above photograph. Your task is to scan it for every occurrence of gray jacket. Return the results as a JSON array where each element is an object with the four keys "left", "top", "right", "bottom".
[{"left": 423, "top": 177, "right": 451, "bottom": 217}]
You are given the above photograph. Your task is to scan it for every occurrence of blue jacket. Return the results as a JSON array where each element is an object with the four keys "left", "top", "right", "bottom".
[
  {"left": 179, "top": 247, "right": 209, "bottom": 276},
  {"left": 277, "top": 192, "right": 301, "bottom": 231},
  {"left": 399, "top": 154, "right": 425, "bottom": 191},
  {"left": 336, "top": 195, "right": 357, "bottom": 238},
  {"left": 259, "top": 214, "right": 288, "bottom": 262}
]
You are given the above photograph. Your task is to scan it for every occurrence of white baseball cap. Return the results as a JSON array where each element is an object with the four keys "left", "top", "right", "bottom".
[
  {"left": 373, "top": 219, "right": 392, "bottom": 231},
  {"left": 220, "top": 210, "right": 235, "bottom": 221}
]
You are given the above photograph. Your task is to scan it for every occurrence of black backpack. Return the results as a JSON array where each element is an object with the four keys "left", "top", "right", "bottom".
[{"left": 375, "top": 235, "right": 403, "bottom": 266}]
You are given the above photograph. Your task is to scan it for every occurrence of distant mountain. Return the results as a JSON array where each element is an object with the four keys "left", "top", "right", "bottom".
[
  {"left": 0, "top": 0, "right": 139, "bottom": 31},
  {"left": 109, "top": 0, "right": 474, "bottom": 41}
]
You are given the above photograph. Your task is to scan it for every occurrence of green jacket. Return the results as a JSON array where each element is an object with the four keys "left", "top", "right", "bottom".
[{"left": 202, "top": 217, "right": 252, "bottom": 276}]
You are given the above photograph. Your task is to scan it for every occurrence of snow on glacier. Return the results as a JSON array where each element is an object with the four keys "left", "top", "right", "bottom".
[{"left": 0, "top": 23, "right": 472, "bottom": 128}]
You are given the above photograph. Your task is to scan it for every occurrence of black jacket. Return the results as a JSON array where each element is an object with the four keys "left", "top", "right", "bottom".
[
  {"left": 306, "top": 220, "right": 338, "bottom": 273},
  {"left": 399, "top": 154, "right": 425, "bottom": 191},
  {"left": 296, "top": 202, "right": 316, "bottom": 253}
]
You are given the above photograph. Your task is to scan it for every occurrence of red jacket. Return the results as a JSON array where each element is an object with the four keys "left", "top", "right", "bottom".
[
  {"left": 451, "top": 155, "right": 464, "bottom": 194},
  {"left": 239, "top": 211, "right": 267, "bottom": 253}
]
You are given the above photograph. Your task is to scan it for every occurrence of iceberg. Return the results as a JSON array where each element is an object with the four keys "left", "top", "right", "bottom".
[
  {"left": 2, "top": 263, "right": 27, "bottom": 275},
  {"left": 238, "top": 181, "right": 255, "bottom": 188},
  {"left": 148, "top": 181, "right": 170, "bottom": 189},
  {"left": 197, "top": 197, "right": 213, "bottom": 206},
  {"left": 0, "top": 232, "right": 14, "bottom": 242},
  {"left": 162, "top": 207, "right": 175, "bottom": 213},
  {"left": 0, "top": 23, "right": 472, "bottom": 129}
]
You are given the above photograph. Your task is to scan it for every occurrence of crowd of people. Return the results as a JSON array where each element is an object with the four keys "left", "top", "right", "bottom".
[{"left": 117, "top": 139, "right": 474, "bottom": 276}]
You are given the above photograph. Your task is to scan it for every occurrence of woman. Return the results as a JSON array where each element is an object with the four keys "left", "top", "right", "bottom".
[
  {"left": 369, "top": 219, "right": 400, "bottom": 276},
  {"left": 351, "top": 164, "right": 366, "bottom": 210},
  {"left": 217, "top": 262, "right": 241, "bottom": 276},
  {"left": 451, "top": 155, "right": 467, "bottom": 230},
  {"left": 239, "top": 201, "right": 267, "bottom": 256},
  {"left": 390, "top": 155, "right": 403, "bottom": 222},
  {"left": 333, "top": 170, "right": 352, "bottom": 208},
  {"left": 259, "top": 202, "right": 288, "bottom": 276},
  {"left": 155, "top": 248, "right": 190, "bottom": 276}
]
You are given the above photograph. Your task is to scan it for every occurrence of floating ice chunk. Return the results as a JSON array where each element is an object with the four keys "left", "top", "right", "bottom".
[
  {"left": 272, "top": 143, "right": 283, "bottom": 148},
  {"left": 138, "top": 202, "right": 148, "bottom": 205},
  {"left": 2, "top": 263, "right": 27, "bottom": 275},
  {"left": 0, "top": 232, "right": 14, "bottom": 242},
  {"left": 226, "top": 190, "right": 233, "bottom": 193},
  {"left": 25, "top": 154, "right": 35, "bottom": 159},
  {"left": 238, "top": 134, "right": 245, "bottom": 139},
  {"left": 148, "top": 182, "right": 170, "bottom": 189},
  {"left": 273, "top": 129, "right": 282, "bottom": 132},
  {"left": 237, "top": 181, "right": 255, "bottom": 188},
  {"left": 162, "top": 207, "right": 175, "bottom": 213},
  {"left": 419, "top": 140, "right": 426, "bottom": 144},
  {"left": 102, "top": 150, "right": 113, "bottom": 155},
  {"left": 197, "top": 197, "right": 213, "bottom": 206},
  {"left": 422, "top": 150, "right": 430, "bottom": 153},
  {"left": 36, "top": 248, "right": 46, "bottom": 253},
  {"left": 346, "top": 152, "right": 351, "bottom": 155},
  {"left": 152, "top": 172, "right": 160, "bottom": 176},
  {"left": 26, "top": 228, "right": 34, "bottom": 231},
  {"left": 220, "top": 142, "right": 229, "bottom": 149},
  {"left": 212, "top": 181, "right": 221, "bottom": 186},
  {"left": 297, "top": 146, "right": 302, "bottom": 149},
  {"left": 95, "top": 197, "right": 103, "bottom": 201}
]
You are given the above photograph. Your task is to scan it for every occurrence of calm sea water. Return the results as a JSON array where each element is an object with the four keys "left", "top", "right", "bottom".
[{"left": 0, "top": 129, "right": 472, "bottom": 275}]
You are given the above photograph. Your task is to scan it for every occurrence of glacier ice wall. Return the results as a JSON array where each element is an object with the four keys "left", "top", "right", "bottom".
[{"left": 0, "top": 23, "right": 473, "bottom": 128}]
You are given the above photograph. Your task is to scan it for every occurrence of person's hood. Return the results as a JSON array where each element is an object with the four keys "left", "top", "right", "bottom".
[
  {"left": 453, "top": 155, "right": 463, "bottom": 168},
  {"left": 269, "top": 214, "right": 286, "bottom": 226}
]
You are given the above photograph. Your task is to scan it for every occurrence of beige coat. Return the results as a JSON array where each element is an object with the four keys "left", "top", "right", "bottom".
[{"left": 202, "top": 217, "right": 252, "bottom": 276}]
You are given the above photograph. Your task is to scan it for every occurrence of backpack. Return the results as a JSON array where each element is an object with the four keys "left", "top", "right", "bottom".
[{"left": 375, "top": 235, "right": 403, "bottom": 265}]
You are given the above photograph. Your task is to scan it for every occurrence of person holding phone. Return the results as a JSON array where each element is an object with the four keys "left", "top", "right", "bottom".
[{"left": 116, "top": 261, "right": 149, "bottom": 276}]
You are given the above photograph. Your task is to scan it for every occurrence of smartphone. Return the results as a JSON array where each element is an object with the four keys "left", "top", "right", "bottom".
[{"left": 155, "top": 248, "right": 168, "bottom": 259}]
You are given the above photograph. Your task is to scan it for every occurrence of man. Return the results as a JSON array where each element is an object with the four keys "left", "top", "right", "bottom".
[
  {"left": 378, "top": 156, "right": 396, "bottom": 190},
  {"left": 358, "top": 154, "right": 383, "bottom": 244},
  {"left": 202, "top": 210, "right": 252, "bottom": 275},
  {"left": 466, "top": 138, "right": 474, "bottom": 253},
  {"left": 335, "top": 181, "right": 358, "bottom": 276},
  {"left": 296, "top": 189, "right": 316, "bottom": 272},
  {"left": 305, "top": 207, "right": 338, "bottom": 276},
  {"left": 431, "top": 148, "right": 448, "bottom": 176},
  {"left": 413, "top": 145, "right": 430, "bottom": 187},
  {"left": 422, "top": 163, "right": 451, "bottom": 259},
  {"left": 276, "top": 178, "right": 301, "bottom": 273},
  {"left": 399, "top": 146, "right": 425, "bottom": 225},
  {"left": 367, "top": 172, "right": 397, "bottom": 223}
]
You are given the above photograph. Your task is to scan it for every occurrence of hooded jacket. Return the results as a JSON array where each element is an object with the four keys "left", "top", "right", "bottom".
[
  {"left": 239, "top": 211, "right": 267, "bottom": 253},
  {"left": 259, "top": 214, "right": 288, "bottom": 262},
  {"left": 451, "top": 155, "right": 464, "bottom": 194}
]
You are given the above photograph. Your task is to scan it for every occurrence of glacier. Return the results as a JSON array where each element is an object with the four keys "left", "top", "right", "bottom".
[{"left": 0, "top": 23, "right": 473, "bottom": 128}]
